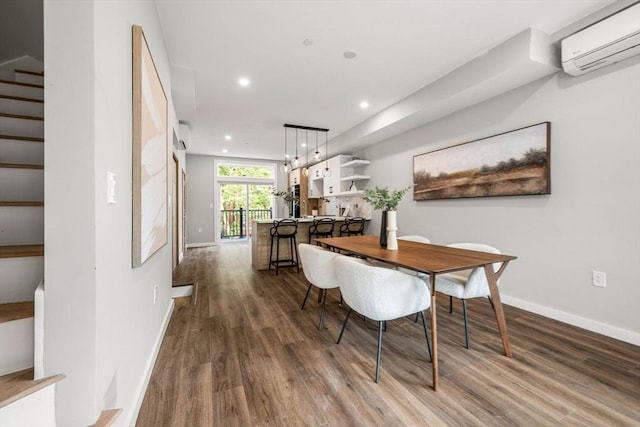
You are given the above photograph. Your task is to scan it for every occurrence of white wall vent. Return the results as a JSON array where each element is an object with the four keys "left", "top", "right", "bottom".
[{"left": 562, "top": 3, "right": 640, "bottom": 76}]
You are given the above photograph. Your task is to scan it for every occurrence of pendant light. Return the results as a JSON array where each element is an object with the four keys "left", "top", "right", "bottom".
[
  {"left": 292, "top": 129, "right": 302, "bottom": 168},
  {"left": 303, "top": 130, "right": 310, "bottom": 177},
  {"left": 280, "top": 127, "right": 291, "bottom": 174},
  {"left": 322, "top": 131, "right": 331, "bottom": 177},
  {"left": 313, "top": 130, "right": 321, "bottom": 161}
]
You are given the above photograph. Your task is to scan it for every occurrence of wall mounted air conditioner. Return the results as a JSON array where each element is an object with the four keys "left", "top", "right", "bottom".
[
  {"left": 177, "top": 123, "right": 190, "bottom": 150},
  {"left": 561, "top": 3, "right": 640, "bottom": 76}
]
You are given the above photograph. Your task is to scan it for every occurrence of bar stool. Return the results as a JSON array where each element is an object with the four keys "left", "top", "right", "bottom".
[
  {"left": 308, "top": 217, "right": 335, "bottom": 244},
  {"left": 268, "top": 219, "right": 300, "bottom": 275},
  {"left": 339, "top": 216, "right": 365, "bottom": 236}
]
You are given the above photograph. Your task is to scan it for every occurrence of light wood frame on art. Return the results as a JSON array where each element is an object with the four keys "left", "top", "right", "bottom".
[{"left": 132, "top": 25, "right": 168, "bottom": 267}]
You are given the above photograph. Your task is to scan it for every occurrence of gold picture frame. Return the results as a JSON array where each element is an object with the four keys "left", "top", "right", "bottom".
[{"left": 132, "top": 25, "right": 168, "bottom": 267}]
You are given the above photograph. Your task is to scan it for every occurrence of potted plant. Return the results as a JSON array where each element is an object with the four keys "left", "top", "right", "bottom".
[
  {"left": 363, "top": 185, "right": 411, "bottom": 249},
  {"left": 272, "top": 188, "right": 299, "bottom": 218}
]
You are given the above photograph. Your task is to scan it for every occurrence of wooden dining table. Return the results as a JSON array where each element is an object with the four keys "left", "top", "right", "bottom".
[{"left": 316, "top": 235, "right": 517, "bottom": 391}]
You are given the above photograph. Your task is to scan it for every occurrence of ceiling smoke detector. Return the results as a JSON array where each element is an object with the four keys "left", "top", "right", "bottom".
[{"left": 344, "top": 50, "right": 358, "bottom": 59}]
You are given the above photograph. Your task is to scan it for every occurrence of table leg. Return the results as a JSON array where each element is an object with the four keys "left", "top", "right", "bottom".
[
  {"left": 430, "top": 273, "right": 438, "bottom": 391},
  {"left": 484, "top": 264, "right": 512, "bottom": 357}
]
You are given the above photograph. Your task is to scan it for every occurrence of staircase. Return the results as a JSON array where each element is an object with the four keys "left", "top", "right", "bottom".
[{"left": 0, "top": 67, "right": 63, "bottom": 425}]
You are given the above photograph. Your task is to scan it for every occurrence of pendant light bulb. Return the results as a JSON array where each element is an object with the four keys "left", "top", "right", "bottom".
[
  {"left": 313, "top": 130, "right": 321, "bottom": 161},
  {"left": 292, "top": 156, "right": 301, "bottom": 167},
  {"left": 322, "top": 131, "right": 331, "bottom": 177},
  {"left": 281, "top": 162, "right": 291, "bottom": 174},
  {"left": 303, "top": 130, "right": 310, "bottom": 176}
]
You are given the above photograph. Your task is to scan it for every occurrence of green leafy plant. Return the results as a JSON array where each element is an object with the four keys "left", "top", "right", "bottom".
[
  {"left": 363, "top": 186, "right": 411, "bottom": 211},
  {"left": 271, "top": 188, "right": 299, "bottom": 204}
]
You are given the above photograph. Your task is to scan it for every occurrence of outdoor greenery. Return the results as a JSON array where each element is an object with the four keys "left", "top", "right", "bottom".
[
  {"left": 218, "top": 165, "right": 274, "bottom": 211},
  {"left": 218, "top": 165, "right": 273, "bottom": 178},
  {"left": 363, "top": 186, "right": 412, "bottom": 211}
]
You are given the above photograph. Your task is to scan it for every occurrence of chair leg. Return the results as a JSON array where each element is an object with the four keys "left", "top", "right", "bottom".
[
  {"left": 375, "top": 321, "right": 383, "bottom": 383},
  {"left": 301, "top": 284, "right": 312, "bottom": 310},
  {"left": 275, "top": 237, "right": 280, "bottom": 275},
  {"left": 318, "top": 289, "right": 328, "bottom": 330},
  {"left": 414, "top": 312, "right": 419, "bottom": 323},
  {"left": 449, "top": 295, "right": 453, "bottom": 313},
  {"left": 419, "top": 311, "right": 432, "bottom": 361},
  {"left": 268, "top": 236, "right": 274, "bottom": 271},
  {"left": 336, "top": 308, "right": 352, "bottom": 344},
  {"left": 293, "top": 236, "right": 300, "bottom": 273},
  {"left": 462, "top": 299, "right": 470, "bottom": 349}
]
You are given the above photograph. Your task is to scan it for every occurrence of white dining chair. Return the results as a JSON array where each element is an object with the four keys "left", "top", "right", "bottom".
[
  {"left": 298, "top": 243, "right": 341, "bottom": 330},
  {"left": 434, "top": 242, "right": 503, "bottom": 349},
  {"left": 334, "top": 256, "right": 432, "bottom": 383},
  {"left": 398, "top": 235, "right": 431, "bottom": 244}
]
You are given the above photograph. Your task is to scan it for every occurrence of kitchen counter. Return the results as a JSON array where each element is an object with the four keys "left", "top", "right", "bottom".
[{"left": 250, "top": 217, "right": 370, "bottom": 270}]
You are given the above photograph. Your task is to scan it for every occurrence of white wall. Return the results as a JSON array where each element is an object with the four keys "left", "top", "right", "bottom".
[
  {"left": 359, "top": 57, "right": 640, "bottom": 343},
  {"left": 45, "top": 1, "right": 176, "bottom": 425},
  {"left": 186, "top": 154, "right": 285, "bottom": 246}
]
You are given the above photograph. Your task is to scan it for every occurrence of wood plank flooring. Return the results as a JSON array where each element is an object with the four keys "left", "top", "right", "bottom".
[{"left": 137, "top": 243, "right": 640, "bottom": 426}]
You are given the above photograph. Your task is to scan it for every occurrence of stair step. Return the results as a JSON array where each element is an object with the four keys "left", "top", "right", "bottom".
[
  {"left": 0, "top": 163, "right": 44, "bottom": 169},
  {"left": 0, "top": 95, "right": 44, "bottom": 116},
  {"left": 13, "top": 70, "right": 45, "bottom": 86},
  {"left": 0, "top": 94, "right": 43, "bottom": 103},
  {"left": 0, "top": 114, "right": 44, "bottom": 138},
  {"left": 0, "top": 138, "right": 44, "bottom": 164},
  {"left": 14, "top": 70, "right": 44, "bottom": 77},
  {"left": 0, "top": 79, "right": 44, "bottom": 89},
  {"left": 0, "top": 302, "right": 34, "bottom": 324},
  {"left": 0, "top": 112, "right": 44, "bottom": 121},
  {"left": 0, "top": 368, "right": 66, "bottom": 409},
  {"left": 0, "top": 257, "right": 43, "bottom": 303},
  {"left": 0, "top": 244, "right": 44, "bottom": 258},
  {"left": 0, "top": 201, "right": 44, "bottom": 206},
  {"left": 0, "top": 134, "right": 44, "bottom": 142},
  {"left": 94, "top": 409, "right": 123, "bottom": 427},
  {"left": 0, "top": 167, "right": 44, "bottom": 201},
  {"left": 0, "top": 80, "right": 44, "bottom": 100}
]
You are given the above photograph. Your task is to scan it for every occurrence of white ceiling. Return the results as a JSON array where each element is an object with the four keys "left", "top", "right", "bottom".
[{"left": 155, "top": 0, "right": 615, "bottom": 162}]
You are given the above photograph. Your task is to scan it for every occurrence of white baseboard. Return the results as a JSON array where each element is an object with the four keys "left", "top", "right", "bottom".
[
  {"left": 186, "top": 242, "right": 217, "bottom": 248},
  {"left": 501, "top": 294, "right": 640, "bottom": 346},
  {"left": 125, "top": 299, "right": 174, "bottom": 427}
]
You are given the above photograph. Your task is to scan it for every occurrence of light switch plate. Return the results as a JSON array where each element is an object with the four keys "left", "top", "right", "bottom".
[{"left": 107, "top": 172, "right": 116, "bottom": 204}]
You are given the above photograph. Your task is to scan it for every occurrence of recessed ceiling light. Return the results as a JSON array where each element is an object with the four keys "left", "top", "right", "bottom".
[
  {"left": 360, "top": 101, "right": 370, "bottom": 109},
  {"left": 238, "top": 77, "right": 250, "bottom": 87},
  {"left": 344, "top": 50, "right": 358, "bottom": 59},
  {"left": 222, "top": 149, "right": 228, "bottom": 153},
  {"left": 301, "top": 143, "right": 307, "bottom": 147},
  {"left": 225, "top": 135, "right": 231, "bottom": 140}
]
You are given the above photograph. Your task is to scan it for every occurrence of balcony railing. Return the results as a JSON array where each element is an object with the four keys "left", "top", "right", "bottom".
[{"left": 220, "top": 208, "right": 273, "bottom": 239}]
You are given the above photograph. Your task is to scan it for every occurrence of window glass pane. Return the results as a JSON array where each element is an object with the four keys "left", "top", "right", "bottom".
[{"left": 218, "top": 164, "right": 273, "bottom": 178}]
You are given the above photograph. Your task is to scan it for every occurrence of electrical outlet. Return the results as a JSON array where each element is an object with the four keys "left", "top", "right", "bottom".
[
  {"left": 153, "top": 284, "right": 158, "bottom": 304},
  {"left": 592, "top": 271, "right": 606, "bottom": 288}
]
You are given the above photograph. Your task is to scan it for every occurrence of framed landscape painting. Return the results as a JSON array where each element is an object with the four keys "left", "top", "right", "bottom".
[
  {"left": 413, "top": 122, "right": 550, "bottom": 201},
  {"left": 132, "top": 25, "right": 168, "bottom": 267}
]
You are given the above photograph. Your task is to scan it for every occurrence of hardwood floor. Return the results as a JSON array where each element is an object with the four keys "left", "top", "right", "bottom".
[{"left": 137, "top": 243, "right": 640, "bottom": 426}]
